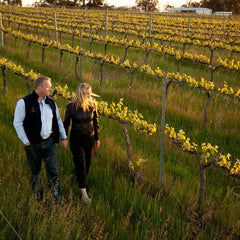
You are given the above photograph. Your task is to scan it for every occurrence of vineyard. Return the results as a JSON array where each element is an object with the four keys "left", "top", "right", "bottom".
[{"left": 0, "top": 5, "right": 240, "bottom": 240}]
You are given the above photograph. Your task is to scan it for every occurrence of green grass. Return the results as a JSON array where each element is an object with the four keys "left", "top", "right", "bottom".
[{"left": 0, "top": 9, "right": 240, "bottom": 239}]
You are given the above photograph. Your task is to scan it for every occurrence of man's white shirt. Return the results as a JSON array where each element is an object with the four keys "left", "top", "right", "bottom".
[{"left": 13, "top": 98, "right": 67, "bottom": 145}]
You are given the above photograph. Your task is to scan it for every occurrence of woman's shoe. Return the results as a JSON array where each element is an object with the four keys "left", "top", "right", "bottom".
[{"left": 82, "top": 196, "right": 91, "bottom": 204}]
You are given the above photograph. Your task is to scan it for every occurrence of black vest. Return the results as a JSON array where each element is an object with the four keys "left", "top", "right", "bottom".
[{"left": 23, "top": 91, "right": 60, "bottom": 144}]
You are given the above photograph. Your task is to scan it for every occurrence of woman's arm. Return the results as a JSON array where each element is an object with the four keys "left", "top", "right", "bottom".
[{"left": 63, "top": 104, "right": 72, "bottom": 137}]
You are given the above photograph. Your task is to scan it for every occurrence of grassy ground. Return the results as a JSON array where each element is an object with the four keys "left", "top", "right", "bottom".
[{"left": 0, "top": 9, "right": 240, "bottom": 240}]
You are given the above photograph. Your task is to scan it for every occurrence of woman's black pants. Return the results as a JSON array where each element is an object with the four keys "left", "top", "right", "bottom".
[{"left": 70, "top": 137, "right": 95, "bottom": 188}]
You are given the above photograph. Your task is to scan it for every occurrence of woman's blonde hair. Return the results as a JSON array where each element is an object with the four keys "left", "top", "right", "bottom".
[{"left": 72, "top": 83, "right": 94, "bottom": 111}]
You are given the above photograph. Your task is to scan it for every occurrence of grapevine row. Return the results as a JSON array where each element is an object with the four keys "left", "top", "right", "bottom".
[
  {"left": 4, "top": 13, "right": 240, "bottom": 44},
  {"left": 4, "top": 16, "right": 240, "bottom": 71},
  {"left": 164, "top": 124, "right": 240, "bottom": 207},
  {"left": 2, "top": 6, "right": 240, "bottom": 43},
  {"left": 2, "top": 8, "right": 240, "bottom": 53},
  {"left": 3, "top": 27, "right": 240, "bottom": 104}
]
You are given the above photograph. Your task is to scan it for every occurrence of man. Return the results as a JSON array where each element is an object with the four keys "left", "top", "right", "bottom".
[{"left": 13, "top": 76, "right": 68, "bottom": 203}]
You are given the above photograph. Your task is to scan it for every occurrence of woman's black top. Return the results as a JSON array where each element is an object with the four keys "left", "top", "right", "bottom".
[{"left": 64, "top": 102, "right": 99, "bottom": 140}]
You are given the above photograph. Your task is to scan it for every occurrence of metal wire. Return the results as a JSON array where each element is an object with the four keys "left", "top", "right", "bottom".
[{"left": 0, "top": 210, "right": 23, "bottom": 240}]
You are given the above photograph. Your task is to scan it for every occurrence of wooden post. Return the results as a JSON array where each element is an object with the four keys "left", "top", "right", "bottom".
[
  {"left": 144, "top": 22, "right": 148, "bottom": 43},
  {"left": 0, "top": 13, "right": 4, "bottom": 47},
  {"left": 204, "top": 91, "right": 210, "bottom": 123},
  {"left": 187, "top": 17, "right": 191, "bottom": 37},
  {"left": 144, "top": 48, "right": 149, "bottom": 65},
  {"left": 41, "top": 45, "right": 45, "bottom": 63},
  {"left": 222, "top": 17, "right": 225, "bottom": 41},
  {"left": 75, "top": 55, "right": 80, "bottom": 81},
  {"left": 79, "top": 31, "right": 83, "bottom": 81},
  {"left": 100, "top": 62, "right": 103, "bottom": 87},
  {"left": 83, "top": 8, "right": 87, "bottom": 33},
  {"left": 105, "top": 10, "right": 108, "bottom": 37},
  {"left": 53, "top": 13, "right": 58, "bottom": 42},
  {"left": 148, "top": 15, "right": 152, "bottom": 42},
  {"left": 159, "top": 75, "right": 167, "bottom": 188},
  {"left": 24, "top": 77, "right": 31, "bottom": 94},
  {"left": 59, "top": 50, "right": 63, "bottom": 67},
  {"left": 27, "top": 41, "right": 32, "bottom": 57},
  {"left": 15, "top": 37, "right": 17, "bottom": 50},
  {"left": 129, "top": 70, "right": 134, "bottom": 88},
  {"left": 1, "top": 66, "right": 6, "bottom": 92},
  {"left": 196, "top": 153, "right": 206, "bottom": 210},
  {"left": 121, "top": 123, "right": 132, "bottom": 166}
]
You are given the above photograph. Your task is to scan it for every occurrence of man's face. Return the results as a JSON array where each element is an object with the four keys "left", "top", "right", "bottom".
[{"left": 40, "top": 79, "right": 52, "bottom": 97}]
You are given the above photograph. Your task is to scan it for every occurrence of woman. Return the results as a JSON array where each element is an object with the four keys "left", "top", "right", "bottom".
[{"left": 64, "top": 83, "right": 100, "bottom": 203}]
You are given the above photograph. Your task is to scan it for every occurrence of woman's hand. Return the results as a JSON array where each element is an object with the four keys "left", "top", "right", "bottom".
[{"left": 61, "top": 139, "right": 68, "bottom": 149}]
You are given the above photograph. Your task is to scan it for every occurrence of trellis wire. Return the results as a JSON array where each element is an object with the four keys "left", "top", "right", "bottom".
[{"left": 0, "top": 210, "right": 23, "bottom": 240}]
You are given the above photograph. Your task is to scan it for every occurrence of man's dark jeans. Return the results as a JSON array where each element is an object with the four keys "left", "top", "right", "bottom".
[{"left": 24, "top": 138, "right": 62, "bottom": 202}]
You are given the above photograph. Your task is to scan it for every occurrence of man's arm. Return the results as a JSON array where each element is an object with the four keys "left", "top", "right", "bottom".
[
  {"left": 13, "top": 99, "right": 30, "bottom": 145},
  {"left": 55, "top": 103, "right": 68, "bottom": 149}
]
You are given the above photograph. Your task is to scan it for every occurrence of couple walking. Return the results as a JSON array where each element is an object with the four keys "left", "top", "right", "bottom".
[{"left": 13, "top": 76, "right": 100, "bottom": 203}]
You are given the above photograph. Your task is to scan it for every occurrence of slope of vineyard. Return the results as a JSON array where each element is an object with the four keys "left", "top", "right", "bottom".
[{"left": 0, "top": 6, "right": 240, "bottom": 240}]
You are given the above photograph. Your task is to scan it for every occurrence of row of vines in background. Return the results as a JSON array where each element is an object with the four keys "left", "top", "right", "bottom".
[
  {"left": 2, "top": 11, "right": 240, "bottom": 56},
  {"left": 2, "top": 16, "right": 240, "bottom": 81},
  {"left": 1, "top": 12, "right": 240, "bottom": 97},
  {"left": 1, "top": 6, "right": 240, "bottom": 45},
  {"left": 2, "top": 27, "right": 240, "bottom": 124},
  {"left": 3, "top": 13, "right": 240, "bottom": 47},
  {"left": 1, "top": 56, "right": 240, "bottom": 209}
]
